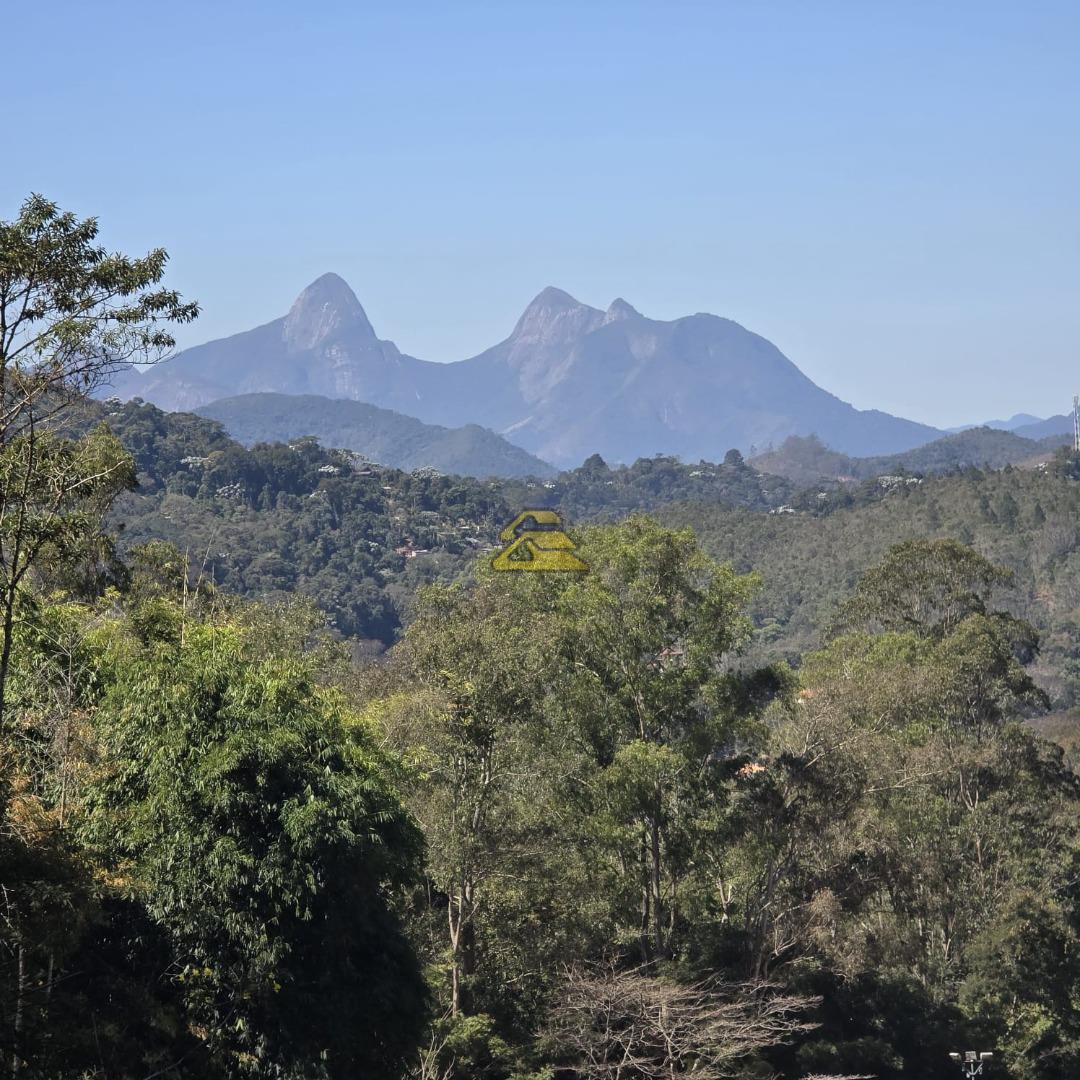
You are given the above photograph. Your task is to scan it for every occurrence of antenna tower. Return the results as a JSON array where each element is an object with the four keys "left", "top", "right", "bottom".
[{"left": 1074, "top": 395, "right": 1080, "bottom": 454}]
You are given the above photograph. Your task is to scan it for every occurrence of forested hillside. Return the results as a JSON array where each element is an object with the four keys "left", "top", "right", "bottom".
[
  {"left": 5, "top": 198, "right": 1080, "bottom": 1080},
  {"left": 74, "top": 401, "right": 798, "bottom": 645},
  {"left": 662, "top": 456, "right": 1080, "bottom": 710},
  {"left": 85, "top": 399, "right": 1080, "bottom": 721}
]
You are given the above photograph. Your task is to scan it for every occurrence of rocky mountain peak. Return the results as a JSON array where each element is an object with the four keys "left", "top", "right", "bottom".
[
  {"left": 604, "top": 297, "right": 640, "bottom": 323},
  {"left": 282, "top": 273, "right": 374, "bottom": 352},
  {"left": 509, "top": 286, "right": 604, "bottom": 345}
]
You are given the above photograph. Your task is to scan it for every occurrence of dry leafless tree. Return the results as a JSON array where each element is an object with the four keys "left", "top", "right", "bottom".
[{"left": 546, "top": 960, "right": 824, "bottom": 1079}]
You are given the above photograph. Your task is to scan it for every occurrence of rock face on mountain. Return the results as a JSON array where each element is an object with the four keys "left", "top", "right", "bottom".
[{"left": 111, "top": 274, "right": 944, "bottom": 467}]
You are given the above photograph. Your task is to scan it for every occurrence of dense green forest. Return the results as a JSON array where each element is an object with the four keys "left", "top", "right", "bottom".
[
  {"left": 4, "top": 198, "right": 1080, "bottom": 1079},
  {"left": 662, "top": 458, "right": 1080, "bottom": 713},
  {"left": 79, "top": 397, "right": 1080, "bottom": 725},
  {"left": 68, "top": 399, "right": 799, "bottom": 645}
]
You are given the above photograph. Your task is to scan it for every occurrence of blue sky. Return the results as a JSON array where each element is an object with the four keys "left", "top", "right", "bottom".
[{"left": 7, "top": 1, "right": 1078, "bottom": 427}]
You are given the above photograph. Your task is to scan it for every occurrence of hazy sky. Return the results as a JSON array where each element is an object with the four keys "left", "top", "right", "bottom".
[{"left": 7, "top": 1, "right": 1078, "bottom": 427}]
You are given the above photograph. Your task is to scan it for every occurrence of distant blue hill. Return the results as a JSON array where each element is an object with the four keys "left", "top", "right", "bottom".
[
  {"left": 1013, "top": 414, "right": 1073, "bottom": 440},
  {"left": 946, "top": 412, "right": 1045, "bottom": 434},
  {"left": 196, "top": 393, "right": 556, "bottom": 479}
]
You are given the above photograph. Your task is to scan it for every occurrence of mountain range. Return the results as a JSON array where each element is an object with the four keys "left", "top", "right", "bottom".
[{"left": 111, "top": 274, "right": 948, "bottom": 469}]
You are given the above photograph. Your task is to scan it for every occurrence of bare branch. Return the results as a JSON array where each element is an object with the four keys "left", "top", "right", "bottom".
[{"left": 547, "top": 960, "right": 818, "bottom": 1079}]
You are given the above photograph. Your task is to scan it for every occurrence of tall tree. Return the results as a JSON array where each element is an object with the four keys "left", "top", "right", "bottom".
[
  {"left": 0, "top": 195, "right": 197, "bottom": 726},
  {"left": 720, "top": 542, "right": 1076, "bottom": 1079},
  {"left": 380, "top": 578, "right": 560, "bottom": 1019},
  {"left": 548, "top": 516, "right": 764, "bottom": 962},
  {"left": 828, "top": 538, "right": 1013, "bottom": 640},
  {"left": 81, "top": 604, "right": 427, "bottom": 1077}
]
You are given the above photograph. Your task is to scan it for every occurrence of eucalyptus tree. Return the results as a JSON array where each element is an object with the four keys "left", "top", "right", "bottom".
[
  {"left": 371, "top": 518, "right": 772, "bottom": 1080},
  {"left": 828, "top": 538, "right": 1015, "bottom": 641},
  {"left": 379, "top": 576, "right": 563, "bottom": 1019},
  {"left": 547, "top": 515, "right": 765, "bottom": 963}
]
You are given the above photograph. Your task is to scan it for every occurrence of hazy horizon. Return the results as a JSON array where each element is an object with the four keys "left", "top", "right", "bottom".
[{"left": 8, "top": 1, "right": 1078, "bottom": 428}]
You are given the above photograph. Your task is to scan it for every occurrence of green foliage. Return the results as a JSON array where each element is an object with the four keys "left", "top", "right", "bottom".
[
  {"left": 86, "top": 399, "right": 516, "bottom": 642},
  {"left": 960, "top": 893, "right": 1080, "bottom": 1080},
  {"left": 371, "top": 531, "right": 1080, "bottom": 1079},
  {"left": 82, "top": 612, "right": 427, "bottom": 1076},
  {"left": 371, "top": 518, "right": 791, "bottom": 1077},
  {"left": 0, "top": 424, "right": 135, "bottom": 589},
  {"left": 4, "top": 241, "right": 1080, "bottom": 1080},
  {"left": 540, "top": 517, "right": 768, "bottom": 961},
  {"left": 376, "top": 573, "right": 585, "bottom": 1040},
  {"left": 0, "top": 193, "right": 198, "bottom": 409},
  {"left": 509, "top": 451, "right": 794, "bottom": 519},
  {"left": 830, "top": 538, "right": 1014, "bottom": 639},
  {"left": 721, "top": 550, "right": 1076, "bottom": 1080},
  {"left": 57, "top": 401, "right": 804, "bottom": 646},
  {"left": 661, "top": 463, "right": 1080, "bottom": 715},
  {"left": 0, "top": 548, "right": 427, "bottom": 1076},
  {"left": 73, "top": 396, "right": 1080, "bottom": 717},
  {"left": 783, "top": 970, "right": 964, "bottom": 1080}
]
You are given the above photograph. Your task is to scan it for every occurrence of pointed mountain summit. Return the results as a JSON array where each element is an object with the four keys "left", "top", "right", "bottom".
[
  {"left": 508, "top": 287, "right": 605, "bottom": 347},
  {"left": 517, "top": 285, "right": 587, "bottom": 316},
  {"left": 604, "top": 298, "right": 639, "bottom": 323},
  {"left": 111, "top": 272, "right": 431, "bottom": 412},
  {"left": 437, "top": 288, "right": 942, "bottom": 464},
  {"left": 283, "top": 272, "right": 375, "bottom": 352}
]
